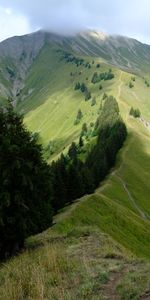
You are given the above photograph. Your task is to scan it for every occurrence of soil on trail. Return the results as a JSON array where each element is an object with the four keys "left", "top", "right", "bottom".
[{"left": 102, "top": 266, "right": 128, "bottom": 300}]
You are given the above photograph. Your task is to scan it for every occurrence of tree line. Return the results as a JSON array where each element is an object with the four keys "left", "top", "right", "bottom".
[
  {"left": 0, "top": 96, "right": 127, "bottom": 259},
  {"left": 51, "top": 95, "right": 127, "bottom": 212},
  {"left": 91, "top": 70, "right": 114, "bottom": 84}
]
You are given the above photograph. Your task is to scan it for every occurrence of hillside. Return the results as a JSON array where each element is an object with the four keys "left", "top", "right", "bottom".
[
  {"left": 0, "top": 29, "right": 150, "bottom": 101},
  {"left": 0, "top": 30, "right": 150, "bottom": 299}
]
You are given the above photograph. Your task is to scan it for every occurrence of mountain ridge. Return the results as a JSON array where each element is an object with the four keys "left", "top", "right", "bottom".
[
  {"left": 0, "top": 29, "right": 150, "bottom": 103},
  {"left": 0, "top": 29, "right": 150, "bottom": 102},
  {"left": 0, "top": 27, "right": 150, "bottom": 299}
]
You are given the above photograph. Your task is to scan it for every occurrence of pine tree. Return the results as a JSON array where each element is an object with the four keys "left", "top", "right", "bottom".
[
  {"left": 68, "top": 142, "right": 77, "bottom": 160},
  {"left": 102, "top": 93, "right": 108, "bottom": 100},
  {"left": 129, "top": 107, "right": 134, "bottom": 116},
  {"left": 81, "top": 83, "right": 86, "bottom": 93},
  {"left": 51, "top": 154, "right": 68, "bottom": 212},
  {"left": 67, "top": 160, "right": 84, "bottom": 201},
  {"left": 96, "top": 63, "right": 100, "bottom": 68},
  {"left": 75, "top": 82, "right": 81, "bottom": 90},
  {"left": 0, "top": 106, "right": 53, "bottom": 259},
  {"left": 91, "top": 96, "right": 97, "bottom": 106},
  {"left": 85, "top": 89, "right": 91, "bottom": 101},
  {"left": 77, "top": 109, "right": 83, "bottom": 120},
  {"left": 91, "top": 72, "right": 98, "bottom": 84},
  {"left": 81, "top": 123, "right": 88, "bottom": 135},
  {"left": 79, "top": 136, "right": 84, "bottom": 147},
  {"left": 129, "top": 81, "right": 134, "bottom": 88}
]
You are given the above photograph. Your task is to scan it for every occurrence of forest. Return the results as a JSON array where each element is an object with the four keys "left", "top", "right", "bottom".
[{"left": 0, "top": 96, "right": 127, "bottom": 259}]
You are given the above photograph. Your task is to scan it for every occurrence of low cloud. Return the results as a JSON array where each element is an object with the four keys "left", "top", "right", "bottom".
[{"left": 0, "top": 0, "right": 150, "bottom": 43}]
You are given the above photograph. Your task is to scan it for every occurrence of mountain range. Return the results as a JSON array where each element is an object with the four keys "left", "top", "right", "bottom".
[{"left": 1, "top": 30, "right": 150, "bottom": 101}]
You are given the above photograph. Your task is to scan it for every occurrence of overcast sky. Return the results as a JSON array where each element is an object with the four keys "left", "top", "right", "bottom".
[{"left": 0, "top": 0, "right": 150, "bottom": 44}]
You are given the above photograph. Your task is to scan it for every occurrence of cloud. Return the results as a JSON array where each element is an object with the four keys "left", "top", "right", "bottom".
[
  {"left": 0, "top": 5, "right": 31, "bottom": 41},
  {"left": 0, "top": 0, "right": 150, "bottom": 43}
]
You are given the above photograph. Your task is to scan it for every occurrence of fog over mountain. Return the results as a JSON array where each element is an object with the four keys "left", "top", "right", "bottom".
[{"left": 0, "top": 0, "right": 150, "bottom": 43}]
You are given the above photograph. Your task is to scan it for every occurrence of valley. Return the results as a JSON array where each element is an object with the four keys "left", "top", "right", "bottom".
[{"left": 0, "top": 30, "right": 150, "bottom": 299}]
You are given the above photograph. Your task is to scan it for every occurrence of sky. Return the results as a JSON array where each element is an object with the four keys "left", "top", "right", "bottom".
[{"left": 0, "top": 0, "right": 150, "bottom": 44}]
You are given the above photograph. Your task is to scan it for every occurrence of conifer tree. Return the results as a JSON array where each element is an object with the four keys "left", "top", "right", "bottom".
[
  {"left": 68, "top": 142, "right": 77, "bottom": 160},
  {"left": 79, "top": 136, "right": 84, "bottom": 147},
  {"left": 0, "top": 106, "right": 53, "bottom": 259}
]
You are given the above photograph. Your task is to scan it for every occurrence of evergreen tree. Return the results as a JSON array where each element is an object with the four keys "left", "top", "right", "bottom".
[
  {"left": 129, "top": 81, "right": 134, "bottom": 88},
  {"left": 51, "top": 154, "right": 68, "bottom": 212},
  {"left": 0, "top": 106, "right": 53, "bottom": 259},
  {"left": 75, "top": 82, "right": 81, "bottom": 90},
  {"left": 102, "top": 93, "right": 108, "bottom": 100},
  {"left": 129, "top": 107, "right": 141, "bottom": 118},
  {"left": 81, "top": 83, "right": 86, "bottom": 93},
  {"left": 85, "top": 89, "right": 91, "bottom": 101},
  {"left": 134, "top": 108, "right": 141, "bottom": 118},
  {"left": 67, "top": 160, "right": 85, "bottom": 201},
  {"left": 91, "top": 96, "right": 97, "bottom": 106},
  {"left": 79, "top": 136, "right": 84, "bottom": 147},
  {"left": 77, "top": 109, "right": 83, "bottom": 120},
  {"left": 74, "top": 109, "right": 83, "bottom": 125},
  {"left": 81, "top": 123, "right": 88, "bottom": 135},
  {"left": 91, "top": 72, "right": 98, "bottom": 84},
  {"left": 68, "top": 142, "right": 77, "bottom": 160},
  {"left": 129, "top": 107, "right": 134, "bottom": 116}
]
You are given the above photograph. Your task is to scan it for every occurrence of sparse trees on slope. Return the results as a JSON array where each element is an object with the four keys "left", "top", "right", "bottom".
[{"left": 129, "top": 107, "right": 141, "bottom": 118}]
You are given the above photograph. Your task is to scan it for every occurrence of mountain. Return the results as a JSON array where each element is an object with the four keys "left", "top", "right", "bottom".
[
  {"left": 0, "top": 30, "right": 150, "bottom": 299},
  {"left": 0, "top": 30, "right": 150, "bottom": 101}
]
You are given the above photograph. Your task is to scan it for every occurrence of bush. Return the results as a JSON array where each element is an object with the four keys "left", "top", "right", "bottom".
[
  {"left": 91, "top": 97, "right": 97, "bottom": 106},
  {"left": 129, "top": 82, "right": 134, "bottom": 88}
]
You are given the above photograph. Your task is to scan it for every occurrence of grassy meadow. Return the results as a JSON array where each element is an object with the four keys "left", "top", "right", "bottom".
[{"left": 0, "top": 45, "right": 150, "bottom": 299}]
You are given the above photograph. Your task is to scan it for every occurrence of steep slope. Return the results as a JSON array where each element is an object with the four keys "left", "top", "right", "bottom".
[
  {"left": 18, "top": 47, "right": 150, "bottom": 258},
  {"left": 0, "top": 29, "right": 150, "bottom": 102},
  {"left": 0, "top": 29, "right": 150, "bottom": 233},
  {"left": 70, "top": 31, "right": 150, "bottom": 73},
  {"left": 0, "top": 30, "right": 150, "bottom": 299},
  {"left": 17, "top": 43, "right": 120, "bottom": 155},
  {"left": 3, "top": 37, "right": 149, "bottom": 256}
]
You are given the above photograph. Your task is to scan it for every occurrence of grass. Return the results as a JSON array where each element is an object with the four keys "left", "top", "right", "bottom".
[
  {"left": 0, "top": 214, "right": 149, "bottom": 299},
  {"left": 19, "top": 48, "right": 150, "bottom": 227},
  {"left": 17, "top": 44, "right": 119, "bottom": 153},
  {"left": 0, "top": 44, "right": 150, "bottom": 299}
]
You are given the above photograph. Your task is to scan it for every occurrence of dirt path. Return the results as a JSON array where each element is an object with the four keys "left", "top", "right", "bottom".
[
  {"left": 117, "top": 71, "right": 123, "bottom": 99},
  {"left": 140, "top": 290, "right": 150, "bottom": 300},
  {"left": 132, "top": 91, "right": 139, "bottom": 102},
  {"left": 131, "top": 90, "right": 150, "bottom": 133},
  {"left": 102, "top": 266, "right": 129, "bottom": 300},
  {"left": 115, "top": 174, "right": 150, "bottom": 222},
  {"left": 139, "top": 116, "right": 150, "bottom": 132}
]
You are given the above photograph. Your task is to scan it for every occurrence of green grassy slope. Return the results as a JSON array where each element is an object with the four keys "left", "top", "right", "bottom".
[
  {"left": 0, "top": 195, "right": 150, "bottom": 299},
  {"left": 0, "top": 39, "right": 150, "bottom": 299},
  {"left": 17, "top": 45, "right": 150, "bottom": 256},
  {"left": 17, "top": 44, "right": 121, "bottom": 157}
]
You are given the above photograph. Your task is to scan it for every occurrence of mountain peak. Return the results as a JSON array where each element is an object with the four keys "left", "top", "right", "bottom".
[{"left": 77, "top": 30, "right": 108, "bottom": 41}]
